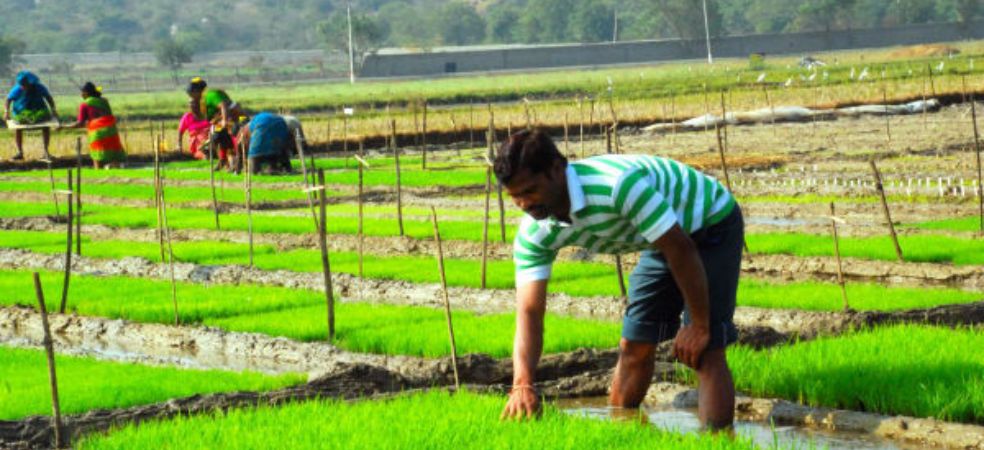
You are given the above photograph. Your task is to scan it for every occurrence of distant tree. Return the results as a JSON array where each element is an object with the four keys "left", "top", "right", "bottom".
[
  {"left": 486, "top": 4, "right": 521, "bottom": 43},
  {"left": 0, "top": 37, "right": 25, "bottom": 78},
  {"left": 791, "top": 0, "right": 856, "bottom": 31},
  {"left": 569, "top": 1, "right": 614, "bottom": 43},
  {"left": 616, "top": 0, "right": 663, "bottom": 40},
  {"left": 518, "top": 0, "right": 576, "bottom": 43},
  {"left": 378, "top": 2, "right": 438, "bottom": 48},
  {"left": 437, "top": 2, "right": 485, "bottom": 45},
  {"left": 154, "top": 37, "right": 193, "bottom": 83},
  {"left": 656, "top": 0, "right": 724, "bottom": 40},
  {"left": 316, "top": 10, "right": 384, "bottom": 65}
]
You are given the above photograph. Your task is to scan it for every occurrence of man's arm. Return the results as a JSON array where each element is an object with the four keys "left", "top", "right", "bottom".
[
  {"left": 500, "top": 279, "right": 547, "bottom": 420},
  {"left": 654, "top": 224, "right": 711, "bottom": 369},
  {"left": 3, "top": 98, "right": 11, "bottom": 121}
]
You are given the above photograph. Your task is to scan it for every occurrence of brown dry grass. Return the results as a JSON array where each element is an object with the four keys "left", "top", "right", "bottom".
[{"left": 890, "top": 44, "right": 960, "bottom": 58}]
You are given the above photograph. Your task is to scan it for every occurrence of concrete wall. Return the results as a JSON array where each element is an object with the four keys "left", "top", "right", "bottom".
[{"left": 360, "top": 21, "right": 984, "bottom": 78}]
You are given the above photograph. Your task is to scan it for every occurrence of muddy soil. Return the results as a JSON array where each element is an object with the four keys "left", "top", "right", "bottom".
[{"left": 646, "top": 382, "right": 984, "bottom": 450}]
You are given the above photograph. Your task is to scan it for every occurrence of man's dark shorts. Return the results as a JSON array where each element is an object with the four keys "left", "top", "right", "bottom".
[{"left": 622, "top": 203, "right": 744, "bottom": 349}]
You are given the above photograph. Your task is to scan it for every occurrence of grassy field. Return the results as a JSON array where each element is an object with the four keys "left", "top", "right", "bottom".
[
  {"left": 725, "top": 325, "right": 984, "bottom": 424},
  {"left": 0, "top": 346, "right": 303, "bottom": 421},
  {"left": 911, "top": 215, "right": 984, "bottom": 233},
  {"left": 76, "top": 390, "right": 759, "bottom": 450},
  {"left": 0, "top": 231, "right": 979, "bottom": 312}
]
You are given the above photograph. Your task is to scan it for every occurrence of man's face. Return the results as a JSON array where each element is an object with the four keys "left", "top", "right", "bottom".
[{"left": 504, "top": 163, "right": 566, "bottom": 220}]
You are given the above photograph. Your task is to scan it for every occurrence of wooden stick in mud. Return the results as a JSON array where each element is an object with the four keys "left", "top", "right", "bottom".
[
  {"left": 605, "top": 126, "right": 612, "bottom": 154},
  {"left": 422, "top": 100, "right": 429, "bottom": 169},
  {"left": 58, "top": 171, "right": 73, "bottom": 314},
  {"left": 670, "top": 94, "right": 677, "bottom": 145},
  {"left": 158, "top": 166, "right": 180, "bottom": 326},
  {"left": 357, "top": 140, "right": 365, "bottom": 297},
  {"left": 46, "top": 157, "right": 60, "bottom": 218},
  {"left": 317, "top": 169, "right": 335, "bottom": 341},
  {"left": 828, "top": 203, "right": 850, "bottom": 311},
  {"left": 497, "top": 180, "right": 507, "bottom": 243},
  {"left": 153, "top": 136, "right": 165, "bottom": 263},
  {"left": 563, "top": 112, "right": 570, "bottom": 157},
  {"left": 74, "top": 138, "right": 82, "bottom": 256},
  {"left": 244, "top": 143, "right": 254, "bottom": 268},
  {"left": 294, "top": 128, "right": 317, "bottom": 229},
  {"left": 762, "top": 84, "right": 776, "bottom": 134},
  {"left": 869, "top": 160, "right": 903, "bottom": 262},
  {"left": 390, "top": 119, "right": 404, "bottom": 236},
  {"left": 33, "top": 273, "right": 64, "bottom": 449},
  {"left": 469, "top": 102, "right": 475, "bottom": 148},
  {"left": 430, "top": 207, "right": 460, "bottom": 389},
  {"left": 967, "top": 79, "right": 984, "bottom": 236},
  {"left": 881, "top": 84, "right": 892, "bottom": 145},
  {"left": 481, "top": 164, "right": 492, "bottom": 289},
  {"left": 927, "top": 63, "right": 936, "bottom": 97},
  {"left": 578, "top": 97, "right": 585, "bottom": 158},
  {"left": 614, "top": 255, "right": 627, "bottom": 301},
  {"left": 207, "top": 130, "right": 221, "bottom": 231}
]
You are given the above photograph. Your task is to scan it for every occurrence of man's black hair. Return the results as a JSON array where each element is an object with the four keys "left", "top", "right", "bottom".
[{"left": 493, "top": 129, "right": 567, "bottom": 185}]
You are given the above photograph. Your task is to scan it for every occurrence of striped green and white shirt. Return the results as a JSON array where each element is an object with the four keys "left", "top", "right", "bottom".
[{"left": 514, "top": 155, "right": 735, "bottom": 285}]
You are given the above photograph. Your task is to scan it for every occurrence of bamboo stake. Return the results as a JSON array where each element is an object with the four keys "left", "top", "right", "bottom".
[
  {"left": 430, "top": 206, "right": 460, "bottom": 389},
  {"left": 357, "top": 140, "right": 365, "bottom": 300},
  {"left": 763, "top": 84, "right": 776, "bottom": 135},
  {"left": 469, "top": 102, "right": 475, "bottom": 148},
  {"left": 58, "top": 172, "right": 72, "bottom": 314},
  {"left": 244, "top": 143, "right": 254, "bottom": 268},
  {"left": 882, "top": 83, "right": 892, "bottom": 145},
  {"left": 33, "top": 273, "right": 64, "bottom": 449},
  {"left": 158, "top": 166, "right": 179, "bottom": 326},
  {"left": 422, "top": 100, "right": 428, "bottom": 169},
  {"left": 153, "top": 136, "right": 165, "bottom": 263},
  {"left": 481, "top": 164, "right": 491, "bottom": 289},
  {"left": 74, "top": 138, "right": 81, "bottom": 256},
  {"left": 828, "top": 203, "right": 850, "bottom": 311},
  {"left": 563, "top": 112, "right": 570, "bottom": 157},
  {"left": 605, "top": 126, "right": 612, "bottom": 154},
  {"left": 497, "top": 180, "right": 506, "bottom": 243},
  {"left": 578, "top": 97, "right": 585, "bottom": 158},
  {"left": 869, "top": 160, "right": 903, "bottom": 261},
  {"left": 927, "top": 63, "right": 936, "bottom": 97},
  {"left": 391, "top": 119, "right": 404, "bottom": 236},
  {"left": 967, "top": 77, "right": 984, "bottom": 235},
  {"left": 294, "top": 128, "right": 317, "bottom": 229},
  {"left": 317, "top": 169, "right": 335, "bottom": 341},
  {"left": 614, "top": 255, "right": 626, "bottom": 301},
  {"left": 207, "top": 130, "right": 221, "bottom": 230},
  {"left": 670, "top": 94, "right": 677, "bottom": 145},
  {"left": 46, "top": 158, "right": 60, "bottom": 217}
]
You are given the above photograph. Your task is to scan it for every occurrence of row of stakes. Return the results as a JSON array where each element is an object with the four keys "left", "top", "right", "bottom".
[{"left": 26, "top": 82, "right": 984, "bottom": 447}]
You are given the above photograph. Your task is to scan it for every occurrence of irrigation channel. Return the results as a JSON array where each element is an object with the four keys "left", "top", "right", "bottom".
[{"left": 1, "top": 87, "right": 984, "bottom": 449}]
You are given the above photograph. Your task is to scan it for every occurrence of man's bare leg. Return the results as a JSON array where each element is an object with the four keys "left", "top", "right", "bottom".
[
  {"left": 696, "top": 348, "right": 735, "bottom": 430},
  {"left": 609, "top": 338, "right": 656, "bottom": 407}
]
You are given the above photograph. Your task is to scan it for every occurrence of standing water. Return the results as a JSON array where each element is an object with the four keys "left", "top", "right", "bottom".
[{"left": 558, "top": 397, "right": 924, "bottom": 450}]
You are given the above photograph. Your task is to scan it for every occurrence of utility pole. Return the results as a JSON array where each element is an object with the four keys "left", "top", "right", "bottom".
[
  {"left": 612, "top": 9, "right": 618, "bottom": 43},
  {"left": 702, "top": 0, "right": 713, "bottom": 64},
  {"left": 347, "top": 0, "right": 356, "bottom": 84}
]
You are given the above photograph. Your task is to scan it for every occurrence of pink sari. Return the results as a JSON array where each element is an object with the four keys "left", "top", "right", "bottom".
[{"left": 178, "top": 113, "right": 211, "bottom": 160}]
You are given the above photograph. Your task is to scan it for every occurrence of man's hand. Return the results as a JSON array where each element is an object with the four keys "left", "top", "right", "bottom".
[
  {"left": 500, "top": 386, "right": 540, "bottom": 420},
  {"left": 673, "top": 324, "right": 710, "bottom": 369}
]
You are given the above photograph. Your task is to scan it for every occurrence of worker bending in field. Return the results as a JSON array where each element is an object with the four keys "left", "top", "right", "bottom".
[
  {"left": 185, "top": 77, "right": 246, "bottom": 172},
  {"left": 237, "top": 112, "right": 296, "bottom": 175},
  {"left": 497, "top": 130, "right": 743, "bottom": 430},
  {"left": 4, "top": 71, "right": 57, "bottom": 161},
  {"left": 60, "top": 82, "right": 127, "bottom": 169}
]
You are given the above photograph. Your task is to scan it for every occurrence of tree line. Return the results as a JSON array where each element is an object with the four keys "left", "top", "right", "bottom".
[{"left": 0, "top": 0, "right": 979, "bottom": 62}]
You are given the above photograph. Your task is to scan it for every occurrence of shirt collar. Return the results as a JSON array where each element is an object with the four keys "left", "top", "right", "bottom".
[{"left": 566, "top": 164, "right": 586, "bottom": 215}]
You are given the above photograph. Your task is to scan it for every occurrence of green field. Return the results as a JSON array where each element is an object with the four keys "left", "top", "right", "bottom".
[
  {"left": 725, "top": 325, "right": 984, "bottom": 424},
  {"left": 0, "top": 346, "right": 303, "bottom": 420},
  {"left": 76, "top": 390, "right": 758, "bottom": 450}
]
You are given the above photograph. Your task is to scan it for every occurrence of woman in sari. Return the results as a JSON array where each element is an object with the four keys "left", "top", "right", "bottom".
[
  {"left": 177, "top": 103, "right": 212, "bottom": 160},
  {"left": 4, "top": 71, "right": 57, "bottom": 161},
  {"left": 61, "top": 82, "right": 126, "bottom": 168}
]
